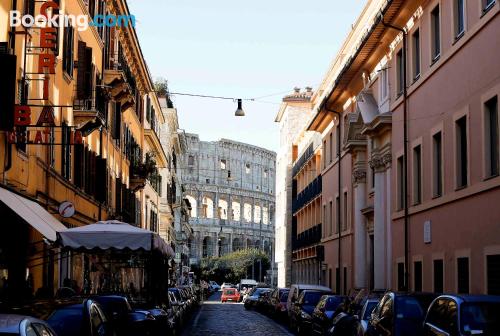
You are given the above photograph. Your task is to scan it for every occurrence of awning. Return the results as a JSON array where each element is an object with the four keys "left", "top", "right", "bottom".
[
  {"left": 56, "top": 220, "right": 175, "bottom": 258},
  {"left": 0, "top": 187, "right": 67, "bottom": 242}
]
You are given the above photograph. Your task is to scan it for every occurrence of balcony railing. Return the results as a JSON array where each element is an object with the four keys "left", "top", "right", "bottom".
[
  {"left": 292, "top": 175, "right": 322, "bottom": 213},
  {"left": 292, "top": 223, "right": 322, "bottom": 250},
  {"left": 292, "top": 143, "right": 314, "bottom": 177}
]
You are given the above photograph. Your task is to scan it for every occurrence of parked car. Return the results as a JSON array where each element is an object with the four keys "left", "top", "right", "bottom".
[
  {"left": 209, "top": 281, "right": 221, "bottom": 292},
  {"left": 289, "top": 289, "right": 333, "bottom": 335},
  {"left": 423, "top": 294, "right": 500, "bottom": 336},
  {"left": 24, "top": 298, "right": 117, "bottom": 336},
  {"left": 221, "top": 288, "right": 240, "bottom": 303},
  {"left": 0, "top": 314, "right": 57, "bottom": 335},
  {"left": 287, "top": 284, "right": 332, "bottom": 314},
  {"left": 311, "top": 295, "right": 346, "bottom": 335},
  {"left": 268, "top": 288, "right": 290, "bottom": 320},
  {"left": 355, "top": 298, "right": 380, "bottom": 336},
  {"left": 168, "top": 288, "right": 188, "bottom": 324},
  {"left": 92, "top": 295, "right": 156, "bottom": 336},
  {"left": 244, "top": 287, "right": 273, "bottom": 310},
  {"left": 168, "top": 291, "right": 184, "bottom": 330},
  {"left": 366, "top": 292, "right": 437, "bottom": 336}
]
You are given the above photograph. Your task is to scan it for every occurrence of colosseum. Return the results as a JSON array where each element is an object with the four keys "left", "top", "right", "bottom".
[{"left": 180, "top": 134, "right": 276, "bottom": 264}]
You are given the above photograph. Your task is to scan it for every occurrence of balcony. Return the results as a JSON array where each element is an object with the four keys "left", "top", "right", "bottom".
[
  {"left": 73, "top": 88, "right": 108, "bottom": 135},
  {"left": 292, "top": 175, "right": 322, "bottom": 214},
  {"left": 292, "top": 143, "right": 314, "bottom": 177},
  {"left": 104, "top": 49, "right": 136, "bottom": 111},
  {"left": 292, "top": 223, "right": 322, "bottom": 250}
]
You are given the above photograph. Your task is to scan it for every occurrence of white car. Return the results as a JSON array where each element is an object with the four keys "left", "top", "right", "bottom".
[
  {"left": 221, "top": 283, "right": 234, "bottom": 291},
  {"left": 209, "top": 281, "right": 221, "bottom": 291}
]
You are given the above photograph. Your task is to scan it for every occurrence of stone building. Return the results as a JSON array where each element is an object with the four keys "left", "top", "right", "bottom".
[{"left": 180, "top": 134, "right": 276, "bottom": 267}]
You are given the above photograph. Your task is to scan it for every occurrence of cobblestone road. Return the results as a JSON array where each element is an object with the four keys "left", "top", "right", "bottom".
[{"left": 182, "top": 292, "right": 293, "bottom": 336}]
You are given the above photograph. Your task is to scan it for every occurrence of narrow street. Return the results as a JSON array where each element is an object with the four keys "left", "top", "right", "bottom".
[{"left": 182, "top": 292, "right": 293, "bottom": 336}]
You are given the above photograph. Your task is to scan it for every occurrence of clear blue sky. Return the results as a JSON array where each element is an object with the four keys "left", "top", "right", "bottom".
[{"left": 128, "top": 0, "right": 366, "bottom": 152}]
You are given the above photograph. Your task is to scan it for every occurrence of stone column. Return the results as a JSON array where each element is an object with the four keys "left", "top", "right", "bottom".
[
  {"left": 372, "top": 156, "right": 387, "bottom": 290},
  {"left": 353, "top": 165, "right": 367, "bottom": 289}
]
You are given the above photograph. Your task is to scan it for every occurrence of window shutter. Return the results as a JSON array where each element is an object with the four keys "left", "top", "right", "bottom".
[
  {"left": 76, "top": 41, "right": 87, "bottom": 99},
  {"left": 95, "top": 157, "right": 107, "bottom": 203},
  {"left": 0, "top": 54, "right": 16, "bottom": 130},
  {"left": 73, "top": 144, "right": 83, "bottom": 188}
]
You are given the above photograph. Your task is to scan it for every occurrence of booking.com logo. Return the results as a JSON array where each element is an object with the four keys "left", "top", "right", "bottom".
[{"left": 10, "top": 11, "right": 136, "bottom": 31}]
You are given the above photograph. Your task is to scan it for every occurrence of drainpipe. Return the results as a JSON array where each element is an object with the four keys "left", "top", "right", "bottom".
[
  {"left": 382, "top": 18, "right": 409, "bottom": 291},
  {"left": 324, "top": 107, "right": 342, "bottom": 294},
  {"left": 4, "top": 0, "right": 18, "bottom": 177}
]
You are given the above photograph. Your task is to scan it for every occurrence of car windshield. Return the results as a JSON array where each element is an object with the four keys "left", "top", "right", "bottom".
[
  {"left": 225, "top": 289, "right": 235, "bottom": 295},
  {"left": 46, "top": 308, "right": 83, "bottom": 336},
  {"left": 363, "top": 301, "right": 378, "bottom": 320},
  {"left": 460, "top": 302, "right": 500, "bottom": 335},
  {"left": 302, "top": 292, "right": 325, "bottom": 306},
  {"left": 279, "top": 290, "right": 290, "bottom": 302},
  {"left": 395, "top": 296, "right": 425, "bottom": 319},
  {"left": 325, "top": 297, "right": 343, "bottom": 311}
]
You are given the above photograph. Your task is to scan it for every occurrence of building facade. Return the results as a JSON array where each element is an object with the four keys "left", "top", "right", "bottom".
[
  {"left": 180, "top": 134, "right": 276, "bottom": 270},
  {"left": 275, "top": 88, "right": 314, "bottom": 287},
  {"left": 301, "top": 0, "right": 500, "bottom": 295},
  {"left": 0, "top": 0, "right": 172, "bottom": 300}
]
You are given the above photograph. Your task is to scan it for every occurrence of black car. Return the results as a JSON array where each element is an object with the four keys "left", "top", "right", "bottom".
[
  {"left": 366, "top": 292, "right": 437, "bottom": 336},
  {"left": 311, "top": 295, "right": 346, "bottom": 335},
  {"left": 26, "top": 298, "right": 117, "bottom": 336},
  {"left": 423, "top": 294, "right": 500, "bottom": 336},
  {"left": 92, "top": 295, "right": 156, "bottom": 336},
  {"left": 244, "top": 288, "right": 273, "bottom": 310},
  {"left": 268, "top": 288, "right": 290, "bottom": 319},
  {"left": 289, "top": 289, "right": 333, "bottom": 335}
]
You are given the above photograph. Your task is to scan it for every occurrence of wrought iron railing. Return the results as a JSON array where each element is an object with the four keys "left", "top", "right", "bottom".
[
  {"left": 292, "top": 175, "right": 322, "bottom": 213},
  {"left": 292, "top": 223, "right": 322, "bottom": 250}
]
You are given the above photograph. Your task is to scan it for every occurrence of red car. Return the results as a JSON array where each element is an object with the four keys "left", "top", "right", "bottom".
[{"left": 221, "top": 288, "right": 240, "bottom": 303}]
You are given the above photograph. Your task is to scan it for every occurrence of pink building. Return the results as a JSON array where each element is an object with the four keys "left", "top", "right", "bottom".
[{"left": 304, "top": 0, "right": 500, "bottom": 295}]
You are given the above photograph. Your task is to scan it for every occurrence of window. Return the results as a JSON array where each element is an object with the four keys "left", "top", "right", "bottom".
[
  {"left": 323, "top": 140, "right": 327, "bottom": 168},
  {"left": 245, "top": 163, "right": 251, "bottom": 174},
  {"left": 336, "top": 125, "right": 341, "bottom": 158},
  {"left": 434, "top": 259, "right": 444, "bottom": 293},
  {"left": 457, "top": 257, "right": 469, "bottom": 294},
  {"left": 231, "top": 202, "right": 241, "bottom": 221},
  {"left": 431, "top": 5, "right": 441, "bottom": 60},
  {"left": 456, "top": 116, "right": 468, "bottom": 188},
  {"left": 371, "top": 166, "right": 375, "bottom": 189},
  {"left": 433, "top": 132, "right": 443, "bottom": 197},
  {"left": 323, "top": 204, "right": 327, "bottom": 236},
  {"left": 487, "top": 254, "right": 500, "bottom": 295},
  {"left": 62, "top": 25, "right": 74, "bottom": 76},
  {"left": 396, "top": 49, "right": 404, "bottom": 95},
  {"left": 220, "top": 159, "right": 226, "bottom": 170},
  {"left": 343, "top": 267, "right": 347, "bottom": 294},
  {"left": 61, "top": 122, "right": 72, "bottom": 180},
  {"left": 483, "top": 0, "right": 495, "bottom": 12},
  {"left": 412, "top": 29, "right": 421, "bottom": 79},
  {"left": 342, "top": 191, "right": 348, "bottom": 231},
  {"left": 397, "top": 155, "right": 405, "bottom": 210},
  {"left": 380, "top": 67, "right": 389, "bottom": 100},
  {"left": 335, "top": 267, "right": 340, "bottom": 295},
  {"left": 329, "top": 200, "right": 333, "bottom": 235},
  {"left": 263, "top": 169, "right": 268, "bottom": 178},
  {"left": 188, "top": 155, "right": 194, "bottom": 166},
  {"left": 329, "top": 132, "right": 333, "bottom": 163},
  {"left": 414, "top": 261, "right": 423, "bottom": 292},
  {"left": 454, "top": 0, "right": 465, "bottom": 38},
  {"left": 413, "top": 145, "right": 422, "bottom": 204},
  {"left": 335, "top": 196, "right": 340, "bottom": 234},
  {"left": 397, "top": 262, "right": 405, "bottom": 291},
  {"left": 206, "top": 178, "right": 210, "bottom": 184},
  {"left": 485, "top": 96, "right": 499, "bottom": 177}
]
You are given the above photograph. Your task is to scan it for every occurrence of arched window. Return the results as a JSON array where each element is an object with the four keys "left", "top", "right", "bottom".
[
  {"left": 218, "top": 199, "right": 228, "bottom": 220},
  {"left": 202, "top": 236, "right": 212, "bottom": 257},
  {"left": 254, "top": 205, "right": 261, "bottom": 223},
  {"left": 243, "top": 203, "right": 252, "bottom": 222},
  {"left": 202, "top": 197, "right": 214, "bottom": 218},
  {"left": 231, "top": 202, "right": 241, "bottom": 221},
  {"left": 262, "top": 207, "right": 269, "bottom": 224},
  {"left": 233, "top": 238, "right": 242, "bottom": 251},
  {"left": 185, "top": 195, "right": 197, "bottom": 218}
]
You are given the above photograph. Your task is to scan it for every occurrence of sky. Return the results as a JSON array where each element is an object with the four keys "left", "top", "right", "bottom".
[{"left": 127, "top": 0, "right": 366, "bottom": 152}]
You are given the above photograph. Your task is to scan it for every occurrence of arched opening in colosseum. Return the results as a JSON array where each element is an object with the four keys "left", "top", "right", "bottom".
[
  {"left": 231, "top": 202, "right": 241, "bottom": 221},
  {"left": 233, "top": 238, "right": 242, "bottom": 251},
  {"left": 185, "top": 195, "right": 197, "bottom": 217},
  {"left": 217, "top": 199, "right": 228, "bottom": 220},
  {"left": 243, "top": 203, "right": 252, "bottom": 222},
  {"left": 202, "top": 196, "right": 214, "bottom": 218},
  {"left": 262, "top": 207, "right": 269, "bottom": 224},
  {"left": 246, "top": 238, "right": 253, "bottom": 249},
  {"left": 264, "top": 240, "right": 270, "bottom": 255},
  {"left": 255, "top": 240, "right": 261, "bottom": 250},
  {"left": 219, "top": 236, "right": 229, "bottom": 255},
  {"left": 254, "top": 205, "right": 261, "bottom": 223},
  {"left": 202, "top": 236, "right": 212, "bottom": 257}
]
